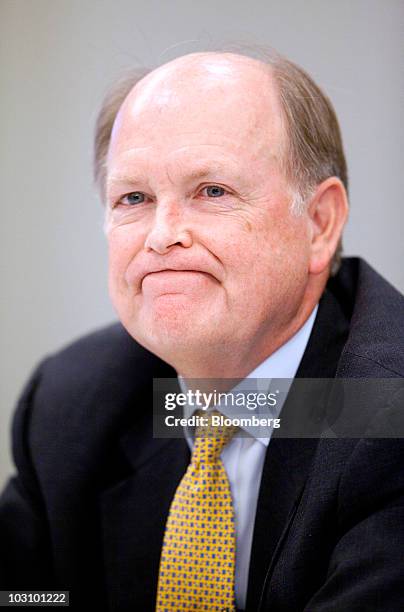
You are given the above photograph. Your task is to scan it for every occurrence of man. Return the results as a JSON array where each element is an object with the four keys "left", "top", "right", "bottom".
[{"left": 0, "top": 49, "right": 403, "bottom": 611}]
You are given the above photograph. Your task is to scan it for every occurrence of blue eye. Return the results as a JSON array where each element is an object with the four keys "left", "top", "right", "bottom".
[
  {"left": 204, "top": 185, "right": 226, "bottom": 197},
  {"left": 123, "top": 192, "right": 145, "bottom": 205}
]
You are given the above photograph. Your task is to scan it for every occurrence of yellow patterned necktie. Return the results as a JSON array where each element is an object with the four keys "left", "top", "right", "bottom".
[{"left": 155, "top": 410, "right": 239, "bottom": 611}]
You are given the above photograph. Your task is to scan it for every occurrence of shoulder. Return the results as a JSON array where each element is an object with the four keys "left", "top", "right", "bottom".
[
  {"left": 34, "top": 321, "right": 164, "bottom": 401},
  {"left": 13, "top": 323, "right": 175, "bottom": 485},
  {"left": 330, "top": 258, "right": 404, "bottom": 377}
]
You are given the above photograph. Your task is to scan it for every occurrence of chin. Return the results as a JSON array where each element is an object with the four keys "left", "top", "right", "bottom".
[{"left": 127, "top": 310, "right": 207, "bottom": 351}]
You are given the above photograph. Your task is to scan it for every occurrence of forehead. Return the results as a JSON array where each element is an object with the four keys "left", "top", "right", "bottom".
[{"left": 107, "top": 55, "right": 285, "bottom": 174}]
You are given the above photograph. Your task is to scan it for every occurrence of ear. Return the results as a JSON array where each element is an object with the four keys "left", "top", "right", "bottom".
[{"left": 307, "top": 177, "right": 349, "bottom": 275}]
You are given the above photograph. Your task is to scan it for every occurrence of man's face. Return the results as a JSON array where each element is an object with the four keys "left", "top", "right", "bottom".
[{"left": 105, "top": 55, "right": 312, "bottom": 370}]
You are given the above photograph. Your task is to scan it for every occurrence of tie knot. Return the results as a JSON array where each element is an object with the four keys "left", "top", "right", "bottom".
[{"left": 193, "top": 409, "right": 238, "bottom": 463}]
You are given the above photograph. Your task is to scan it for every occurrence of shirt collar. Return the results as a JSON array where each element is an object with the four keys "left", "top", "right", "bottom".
[{"left": 178, "top": 304, "right": 318, "bottom": 446}]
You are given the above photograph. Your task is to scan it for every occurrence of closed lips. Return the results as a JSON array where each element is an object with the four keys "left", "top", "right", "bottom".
[
  {"left": 126, "top": 256, "right": 224, "bottom": 291},
  {"left": 142, "top": 269, "right": 218, "bottom": 282}
]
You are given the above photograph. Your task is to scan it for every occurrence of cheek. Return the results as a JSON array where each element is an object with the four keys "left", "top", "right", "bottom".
[
  {"left": 107, "top": 228, "right": 143, "bottom": 288},
  {"left": 224, "top": 215, "right": 309, "bottom": 287},
  {"left": 261, "top": 219, "right": 311, "bottom": 298}
]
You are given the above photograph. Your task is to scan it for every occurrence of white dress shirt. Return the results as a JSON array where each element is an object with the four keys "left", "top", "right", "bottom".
[{"left": 178, "top": 305, "right": 318, "bottom": 610}]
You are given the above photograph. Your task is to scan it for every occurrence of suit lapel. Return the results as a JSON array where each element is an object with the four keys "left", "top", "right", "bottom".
[
  {"left": 246, "top": 437, "right": 319, "bottom": 611},
  {"left": 98, "top": 364, "right": 190, "bottom": 611},
  {"left": 246, "top": 288, "right": 350, "bottom": 611},
  {"left": 100, "top": 422, "right": 190, "bottom": 611}
]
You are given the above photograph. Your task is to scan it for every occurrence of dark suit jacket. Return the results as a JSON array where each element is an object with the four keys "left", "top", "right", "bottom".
[{"left": 1, "top": 257, "right": 404, "bottom": 611}]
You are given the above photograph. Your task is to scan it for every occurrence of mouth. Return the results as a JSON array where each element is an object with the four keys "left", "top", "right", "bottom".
[
  {"left": 142, "top": 269, "right": 217, "bottom": 283},
  {"left": 140, "top": 269, "right": 219, "bottom": 295}
]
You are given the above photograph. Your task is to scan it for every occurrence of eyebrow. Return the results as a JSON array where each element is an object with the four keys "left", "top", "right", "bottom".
[
  {"left": 177, "top": 163, "right": 232, "bottom": 180},
  {"left": 107, "top": 161, "right": 241, "bottom": 190}
]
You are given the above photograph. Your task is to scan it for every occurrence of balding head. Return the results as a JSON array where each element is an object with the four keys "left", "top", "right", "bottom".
[{"left": 116, "top": 52, "right": 279, "bottom": 120}]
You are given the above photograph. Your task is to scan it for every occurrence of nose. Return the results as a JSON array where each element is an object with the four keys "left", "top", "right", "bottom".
[{"left": 144, "top": 199, "right": 192, "bottom": 254}]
